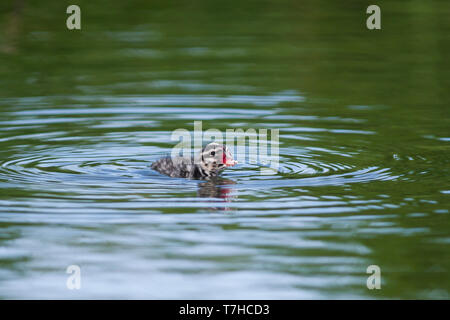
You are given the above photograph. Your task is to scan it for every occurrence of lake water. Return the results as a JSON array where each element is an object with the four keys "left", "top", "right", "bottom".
[{"left": 0, "top": 0, "right": 449, "bottom": 299}]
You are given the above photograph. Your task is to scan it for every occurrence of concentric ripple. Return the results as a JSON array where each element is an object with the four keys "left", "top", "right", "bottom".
[
  {"left": 0, "top": 92, "right": 447, "bottom": 300},
  {"left": 0, "top": 93, "right": 404, "bottom": 196}
]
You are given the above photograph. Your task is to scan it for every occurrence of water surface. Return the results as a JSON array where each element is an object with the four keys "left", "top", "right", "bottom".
[{"left": 0, "top": 0, "right": 449, "bottom": 299}]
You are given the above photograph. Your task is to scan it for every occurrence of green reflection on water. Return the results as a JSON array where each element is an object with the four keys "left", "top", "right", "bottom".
[{"left": 0, "top": 0, "right": 449, "bottom": 299}]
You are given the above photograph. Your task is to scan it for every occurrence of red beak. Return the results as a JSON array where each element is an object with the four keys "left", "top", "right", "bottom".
[{"left": 223, "top": 147, "right": 237, "bottom": 167}]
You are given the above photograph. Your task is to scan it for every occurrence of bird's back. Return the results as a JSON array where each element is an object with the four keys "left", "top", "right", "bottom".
[{"left": 151, "top": 156, "right": 203, "bottom": 178}]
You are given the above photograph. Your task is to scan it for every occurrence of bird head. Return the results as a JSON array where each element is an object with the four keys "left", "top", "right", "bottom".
[{"left": 200, "top": 142, "right": 237, "bottom": 173}]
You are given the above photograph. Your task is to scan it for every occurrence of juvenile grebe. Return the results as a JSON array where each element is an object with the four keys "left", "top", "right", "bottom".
[{"left": 151, "top": 142, "right": 237, "bottom": 179}]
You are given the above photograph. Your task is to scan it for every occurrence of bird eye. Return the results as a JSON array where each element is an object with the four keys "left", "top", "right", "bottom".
[{"left": 210, "top": 151, "right": 215, "bottom": 156}]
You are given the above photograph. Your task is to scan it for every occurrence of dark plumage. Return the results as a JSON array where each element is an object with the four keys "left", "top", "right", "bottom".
[{"left": 151, "top": 142, "right": 237, "bottom": 179}]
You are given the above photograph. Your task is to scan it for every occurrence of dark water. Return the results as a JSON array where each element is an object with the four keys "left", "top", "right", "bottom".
[{"left": 0, "top": 0, "right": 449, "bottom": 299}]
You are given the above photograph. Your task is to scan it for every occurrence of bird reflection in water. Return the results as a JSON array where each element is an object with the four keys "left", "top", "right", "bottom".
[{"left": 197, "top": 178, "right": 236, "bottom": 210}]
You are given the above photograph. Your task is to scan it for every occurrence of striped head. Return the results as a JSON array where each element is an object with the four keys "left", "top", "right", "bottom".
[{"left": 199, "top": 142, "right": 237, "bottom": 174}]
